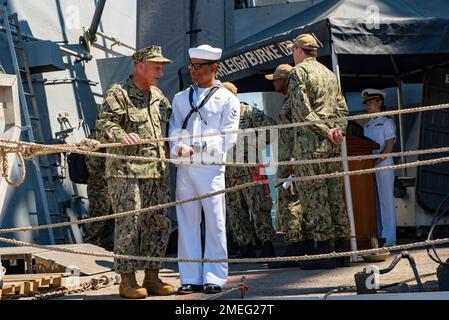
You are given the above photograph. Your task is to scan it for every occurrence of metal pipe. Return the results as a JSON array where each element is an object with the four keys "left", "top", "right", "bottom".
[
  {"left": 378, "top": 251, "right": 424, "bottom": 291},
  {"left": 331, "top": 40, "right": 358, "bottom": 262},
  {"left": 390, "top": 56, "right": 406, "bottom": 176},
  {"left": 59, "top": 46, "right": 92, "bottom": 61},
  {"left": 88, "top": 0, "right": 107, "bottom": 44},
  {"left": 340, "top": 73, "right": 397, "bottom": 78},
  {"left": 0, "top": 26, "right": 91, "bottom": 61},
  {"left": 32, "top": 77, "right": 98, "bottom": 86},
  {"left": 96, "top": 30, "right": 135, "bottom": 51},
  {"left": 396, "top": 80, "right": 407, "bottom": 176}
]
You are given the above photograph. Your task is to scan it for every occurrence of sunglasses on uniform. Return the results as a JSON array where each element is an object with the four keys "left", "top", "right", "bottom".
[{"left": 188, "top": 61, "right": 218, "bottom": 70}]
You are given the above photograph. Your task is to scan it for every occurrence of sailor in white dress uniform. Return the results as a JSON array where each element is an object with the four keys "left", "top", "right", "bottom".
[
  {"left": 362, "top": 89, "right": 397, "bottom": 246},
  {"left": 169, "top": 45, "right": 240, "bottom": 294}
]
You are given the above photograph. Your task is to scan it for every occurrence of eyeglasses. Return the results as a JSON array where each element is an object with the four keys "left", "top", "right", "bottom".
[{"left": 188, "top": 61, "right": 216, "bottom": 70}]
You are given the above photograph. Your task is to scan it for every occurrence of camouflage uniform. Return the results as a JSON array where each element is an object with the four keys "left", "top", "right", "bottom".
[
  {"left": 85, "top": 130, "right": 114, "bottom": 250},
  {"left": 283, "top": 57, "right": 351, "bottom": 242},
  {"left": 225, "top": 103, "right": 276, "bottom": 246},
  {"left": 276, "top": 98, "right": 302, "bottom": 243},
  {"left": 96, "top": 76, "right": 172, "bottom": 273}
]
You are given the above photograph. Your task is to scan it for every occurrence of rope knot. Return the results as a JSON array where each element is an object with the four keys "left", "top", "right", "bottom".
[
  {"left": 17, "top": 145, "right": 35, "bottom": 160},
  {"left": 76, "top": 138, "right": 101, "bottom": 152}
]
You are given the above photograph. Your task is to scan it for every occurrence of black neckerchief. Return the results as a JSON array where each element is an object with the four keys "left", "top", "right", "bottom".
[{"left": 182, "top": 85, "right": 220, "bottom": 130}]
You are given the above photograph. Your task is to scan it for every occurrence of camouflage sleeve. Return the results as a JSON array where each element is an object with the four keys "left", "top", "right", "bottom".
[
  {"left": 251, "top": 107, "right": 276, "bottom": 127},
  {"left": 162, "top": 95, "right": 172, "bottom": 136},
  {"left": 250, "top": 107, "right": 276, "bottom": 145},
  {"left": 278, "top": 101, "right": 292, "bottom": 125},
  {"left": 96, "top": 88, "right": 127, "bottom": 143},
  {"left": 161, "top": 95, "right": 172, "bottom": 154},
  {"left": 288, "top": 68, "right": 331, "bottom": 138},
  {"left": 335, "top": 91, "right": 349, "bottom": 132},
  {"left": 278, "top": 98, "right": 294, "bottom": 162}
]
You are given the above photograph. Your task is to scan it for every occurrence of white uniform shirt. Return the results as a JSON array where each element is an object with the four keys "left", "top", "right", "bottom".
[
  {"left": 169, "top": 82, "right": 240, "bottom": 170},
  {"left": 363, "top": 116, "right": 397, "bottom": 167}
]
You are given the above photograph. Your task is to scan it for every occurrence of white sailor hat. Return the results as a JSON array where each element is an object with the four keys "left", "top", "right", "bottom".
[
  {"left": 189, "top": 44, "right": 222, "bottom": 61},
  {"left": 362, "top": 88, "right": 386, "bottom": 104}
]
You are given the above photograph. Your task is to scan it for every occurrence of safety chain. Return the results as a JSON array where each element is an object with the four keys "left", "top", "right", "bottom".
[
  {"left": 0, "top": 154, "right": 449, "bottom": 235},
  {"left": 32, "top": 276, "right": 116, "bottom": 300},
  {"left": 0, "top": 235, "right": 447, "bottom": 264}
]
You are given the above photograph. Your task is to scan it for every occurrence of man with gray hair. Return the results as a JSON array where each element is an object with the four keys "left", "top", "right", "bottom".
[{"left": 96, "top": 45, "right": 175, "bottom": 299}]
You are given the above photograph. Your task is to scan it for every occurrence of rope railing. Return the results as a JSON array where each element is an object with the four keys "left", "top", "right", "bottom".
[
  {"left": 1, "top": 153, "right": 449, "bottom": 234},
  {"left": 0, "top": 102, "right": 448, "bottom": 266},
  {"left": 0, "top": 102, "right": 447, "bottom": 187},
  {"left": 1, "top": 102, "right": 449, "bottom": 154},
  {"left": 0, "top": 235, "right": 447, "bottom": 263}
]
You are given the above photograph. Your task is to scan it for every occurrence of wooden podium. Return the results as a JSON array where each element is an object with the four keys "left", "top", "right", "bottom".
[{"left": 345, "top": 135, "right": 380, "bottom": 250}]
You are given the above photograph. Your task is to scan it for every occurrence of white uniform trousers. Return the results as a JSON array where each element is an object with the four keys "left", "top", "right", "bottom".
[
  {"left": 176, "top": 165, "right": 228, "bottom": 287},
  {"left": 375, "top": 158, "right": 397, "bottom": 244}
]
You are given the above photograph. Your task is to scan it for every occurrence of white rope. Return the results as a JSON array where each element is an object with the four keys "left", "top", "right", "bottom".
[
  {"left": 0, "top": 153, "right": 448, "bottom": 234},
  {"left": 0, "top": 235, "right": 447, "bottom": 263},
  {"left": 1, "top": 102, "right": 448, "bottom": 151}
]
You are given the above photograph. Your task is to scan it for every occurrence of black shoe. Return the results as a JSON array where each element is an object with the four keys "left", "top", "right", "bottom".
[
  {"left": 299, "top": 240, "right": 336, "bottom": 270},
  {"left": 259, "top": 241, "right": 275, "bottom": 258},
  {"left": 237, "top": 245, "right": 257, "bottom": 258},
  {"left": 334, "top": 238, "right": 351, "bottom": 267},
  {"left": 177, "top": 284, "right": 204, "bottom": 295},
  {"left": 267, "top": 242, "right": 302, "bottom": 269},
  {"left": 204, "top": 283, "right": 222, "bottom": 294}
]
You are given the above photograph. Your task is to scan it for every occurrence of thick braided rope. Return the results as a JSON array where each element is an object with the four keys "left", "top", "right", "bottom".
[
  {"left": 42, "top": 145, "right": 449, "bottom": 167},
  {"left": 0, "top": 148, "right": 26, "bottom": 187},
  {"left": 0, "top": 235, "right": 447, "bottom": 263},
  {"left": 1, "top": 154, "right": 449, "bottom": 234},
  {"left": 95, "top": 102, "right": 449, "bottom": 148},
  {"left": 1, "top": 102, "right": 448, "bottom": 153},
  {"left": 2, "top": 138, "right": 449, "bottom": 169}
]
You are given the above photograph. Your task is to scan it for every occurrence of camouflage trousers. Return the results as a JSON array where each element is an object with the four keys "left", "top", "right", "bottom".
[
  {"left": 108, "top": 178, "right": 172, "bottom": 273},
  {"left": 225, "top": 173, "right": 275, "bottom": 246},
  {"left": 280, "top": 153, "right": 351, "bottom": 243},
  {"left": 86, "top": 176, "right": 114, "bottom": 249}
]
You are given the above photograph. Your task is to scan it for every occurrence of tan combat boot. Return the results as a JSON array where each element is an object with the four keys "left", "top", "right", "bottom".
[
  {"left": 119, "top": 272, "right": 148, "bottom": 299},
  {"left": 142, "top": 269, "right": 175, "bottom": 296}
]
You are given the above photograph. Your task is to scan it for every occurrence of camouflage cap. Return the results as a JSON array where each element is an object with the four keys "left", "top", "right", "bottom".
[
  {"left": 265, "top": 64, "right": 293, "bottom": 80},
  {"left": 287, "top": 33, "right": 323, "bottom": 51},
  {"left": 132, "top": 45, "right": 172, "bottom": 64},
  {"left": 222, "top": 82, "right": 238, "bottom": 95}
]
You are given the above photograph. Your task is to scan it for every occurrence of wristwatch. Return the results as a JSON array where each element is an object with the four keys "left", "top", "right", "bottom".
[{"left": 192, "top": 141, "right": 207, "bottom": 153}]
